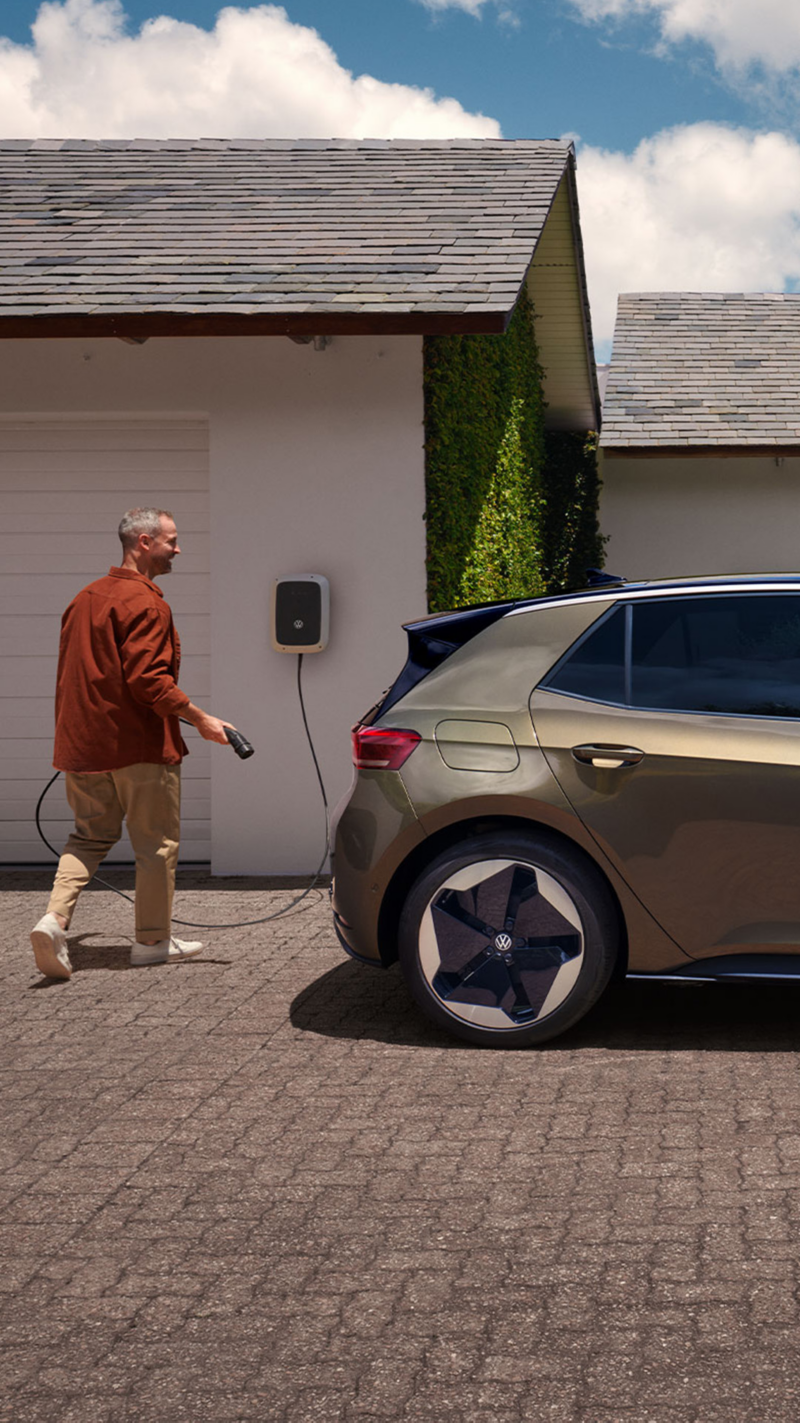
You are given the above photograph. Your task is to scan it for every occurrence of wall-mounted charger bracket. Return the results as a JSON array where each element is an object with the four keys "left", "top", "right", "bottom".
[{"left": 271, "top": 574, "right": 330, "bottom": 653}]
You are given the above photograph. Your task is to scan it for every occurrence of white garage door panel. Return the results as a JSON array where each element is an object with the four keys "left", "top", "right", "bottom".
[
  {"left": 2, "top": 490, "right": 209, "bottom": 523},
  {"left": 3, "top": 512, "right": 209, "bottom": 536},
  {"left": 0, "top": 574, "right": 210, "bottom": 616},
  {"left": 0, "top": 419, "right": 207, "bottom": 450},
  {"left": 10, "top": 834, "right": 212, "bottom": 863},
  {"left": 7, "top": 751, "right": 212, "bottom": 796},
  {"left": 3, "top": 775, "right": 211, "bottom": 805},
  {"left": 0, "top": 615, "right": 210, "bottom": 658},
  {"left": 1, "top": 416, "right": 211, "bottom": 864},
  {"left": 4, "top": 654, "right": 210, "bottom": 699},
  {"left": 0, "top": 455, "right": 206, "bottom": 488},
  {"left": 1, "top": 793, "right": 213, "bottom": 824},
  {"left": 0, "top": 536, "right": 210, "bottom": 576},
  {"left": 0, "top": 697, "right": 211, "bottom": 739},
  {"left": 0, "top": 705, "right": 58, "bottom": 737}
]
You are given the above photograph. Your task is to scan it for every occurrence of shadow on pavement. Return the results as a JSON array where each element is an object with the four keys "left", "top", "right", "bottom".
[
  {"left": 26, "top": 935, "right": 132, "bottom": 984},
  {"left": 290, "top": 960, "right": 800, "bottom": 1053},
  {"left": 27, "top": 934, "right": 234, "bottom": 984}
]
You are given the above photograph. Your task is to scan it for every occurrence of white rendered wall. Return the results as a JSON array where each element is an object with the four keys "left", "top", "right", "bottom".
[
  {"left": 600, "top": 455, "right": 800, "bottom": 581},
  {"left": 0, "top": 335, "right": 426, "bottom": 873}
]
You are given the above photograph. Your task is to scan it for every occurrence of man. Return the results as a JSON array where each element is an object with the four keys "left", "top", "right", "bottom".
[{"left": 30, "top": 507, "right": 233, "bottom": 980}]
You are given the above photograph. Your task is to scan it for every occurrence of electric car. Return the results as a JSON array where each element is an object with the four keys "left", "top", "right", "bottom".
[{"left": 331, "top": 575, "right": 800, "bottom": 1047}]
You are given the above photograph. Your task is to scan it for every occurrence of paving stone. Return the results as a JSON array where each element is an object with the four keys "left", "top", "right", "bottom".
[{"left": 4, "top": 871, "right": 800, "bottom": 1420}]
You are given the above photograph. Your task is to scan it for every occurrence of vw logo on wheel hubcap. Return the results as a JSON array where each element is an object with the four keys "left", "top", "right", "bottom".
[{"left": 493, "top": 932, "right": 513, "bottom": 953}]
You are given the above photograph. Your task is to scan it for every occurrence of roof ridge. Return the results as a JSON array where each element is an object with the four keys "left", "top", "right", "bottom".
[
  {"left": 617, "top": 291, "right": 800, "bottom": 301},
  {"left": 0, "top": 137, "right": 571, "bottom": 152}
]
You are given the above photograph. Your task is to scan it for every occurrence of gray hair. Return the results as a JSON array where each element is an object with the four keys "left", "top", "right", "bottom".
[{"left": 118, "top": 507, "right": 173, "bottom": 552}]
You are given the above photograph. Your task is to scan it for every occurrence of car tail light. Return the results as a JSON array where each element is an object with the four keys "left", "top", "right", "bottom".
[{"left": 351, "top": 725, "right": 421, "bottom": 770}]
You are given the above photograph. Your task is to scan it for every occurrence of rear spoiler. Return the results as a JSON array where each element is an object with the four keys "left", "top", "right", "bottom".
[
  {"left": 366, "top": 573, "right": 629, "bottom": 722},
  {"left": 372, "top": 602, "right": 516, "bottom": 720}
]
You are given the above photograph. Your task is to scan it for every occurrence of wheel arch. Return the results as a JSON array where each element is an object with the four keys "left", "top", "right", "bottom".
[{"left": 376, "top": 813, "right": 629, "bottom": 978}]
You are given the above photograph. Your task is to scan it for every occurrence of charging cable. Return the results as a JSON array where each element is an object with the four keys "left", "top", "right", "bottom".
[{"left": 34, "top": 654, "right": 329, "bottom": 929}]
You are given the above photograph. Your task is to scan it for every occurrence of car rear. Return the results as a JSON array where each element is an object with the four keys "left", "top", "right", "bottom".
[{"left": 330, "top": 590, "right": 620, "bottom": 965}]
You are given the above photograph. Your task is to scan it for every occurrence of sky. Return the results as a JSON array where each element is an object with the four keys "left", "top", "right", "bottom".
[{"left": 3, "top": 0, "right": 800, "bottom": 359}]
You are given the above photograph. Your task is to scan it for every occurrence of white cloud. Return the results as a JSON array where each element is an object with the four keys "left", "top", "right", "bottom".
[
  {"left": 416, "top": 0, "right": 488, "bottom": 13},
  {"left": 576, "top": 122, "right": 800, "bottom": 352},
  {"left": 0, "top": 0, "right": 501, "bottom": 138},
  {"left": 569, "top": 0, "right": 800, "bottom": 74},
  {"left": 414, "top": 0, "right": 517, "bottom": 19}
]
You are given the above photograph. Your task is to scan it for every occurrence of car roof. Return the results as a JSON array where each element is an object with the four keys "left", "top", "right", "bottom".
[
  {"left": 380, "top": 573, "right": 800, "bottom": 720},
  {"left": 605, "top": 574, "right": 800, "bottom": 593},
  {"left": 503, "top": 575, "right": 800, "bottom": 619},
  {"left": 407, "top": 574, "right": 800, "bottom": 633}
]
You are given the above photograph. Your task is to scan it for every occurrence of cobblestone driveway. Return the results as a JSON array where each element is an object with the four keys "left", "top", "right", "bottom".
[{"left": 4, "top": 869, "right": 800, "bottom": 1422}]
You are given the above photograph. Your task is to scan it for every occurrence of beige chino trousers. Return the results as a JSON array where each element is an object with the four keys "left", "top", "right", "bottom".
[{"left": 47, "top": 763, "right": 181, "bottom": 941}]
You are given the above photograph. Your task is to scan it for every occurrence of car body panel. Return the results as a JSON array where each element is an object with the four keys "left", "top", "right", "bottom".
[
  {"left": 378, "top": 599, "right": 613, "bottom": 726},
  {"left": 330, "top": 768, "right": 425, "bottom": 962},
  {"left": 331, "top": 725, "right": 693, "bottom": 975},
  {"left": 531, "top": 686, "right": 800, "bottom": 958},
  {"left": 434, "top": 719, "right": 520, "bottom": 772},
  {"left": 408, "top": 788, "right": 691, "bottom": 973}
]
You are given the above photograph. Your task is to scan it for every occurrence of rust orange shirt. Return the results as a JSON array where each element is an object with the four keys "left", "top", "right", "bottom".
[{"left": 53, "top": 567, "right": 190, "bottom": 772}]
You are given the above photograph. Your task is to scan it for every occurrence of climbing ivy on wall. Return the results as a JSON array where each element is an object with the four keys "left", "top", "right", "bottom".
[
  {"left": 459, "top": 397, "right": 543, "bottom": 604},
  {"left": 540, "top": 430, "right": 606, "bottom": 595},
  {"left": 424, "top": 286, "right": 604, "bottom": 611},
  {"left": 424, "top": 287, "right": 546, "bottom": 613}
]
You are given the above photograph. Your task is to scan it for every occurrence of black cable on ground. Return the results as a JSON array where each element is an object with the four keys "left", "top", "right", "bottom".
[{"left": 34, "top": 652, "right": 330, "bottom": 929}]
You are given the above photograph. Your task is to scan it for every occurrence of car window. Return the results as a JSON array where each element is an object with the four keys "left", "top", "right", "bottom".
[
  {"left": 542, "top": 606, "right": 626, "bottom": 704},
  {"left": 542, "top": 594, "right": 800, "bottom": 718},
  {"left": 632, "top": 595, "right": 800, "bottom": 716}
]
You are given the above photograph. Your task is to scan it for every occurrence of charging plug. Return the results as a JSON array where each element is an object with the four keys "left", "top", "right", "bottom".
[{"left": 226, "top": 728, "right": 255, "bottom": 759}]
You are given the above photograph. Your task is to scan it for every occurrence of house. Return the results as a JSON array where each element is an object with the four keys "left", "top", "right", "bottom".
[
  {"left": 599, "top": 292, "right": 800, "bottom": 581},
  {"left": 0, "top": 137, "right": 598, "bottom": 873}
]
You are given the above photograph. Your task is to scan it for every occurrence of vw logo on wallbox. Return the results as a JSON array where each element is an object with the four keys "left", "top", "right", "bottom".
[{"left": 271, "top": 575, "right": 330, "bottom": 653}]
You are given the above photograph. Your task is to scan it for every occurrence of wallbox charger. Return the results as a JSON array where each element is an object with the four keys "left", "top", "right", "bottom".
[{"left": 271, "top": 574, "right": 330, "bottom": 653}]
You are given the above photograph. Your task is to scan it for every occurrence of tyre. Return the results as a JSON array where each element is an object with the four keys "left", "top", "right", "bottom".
[{"left": 398, "top": 831, "right": 619, "bottom": 1048}]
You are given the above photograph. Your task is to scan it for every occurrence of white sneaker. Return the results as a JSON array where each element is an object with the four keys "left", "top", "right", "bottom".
[
  {"left": 30, "top": 913, "right": 72, "bottom": 980},
  {"left": 130, "top": 936, "right": 204, "bottom": 967}
]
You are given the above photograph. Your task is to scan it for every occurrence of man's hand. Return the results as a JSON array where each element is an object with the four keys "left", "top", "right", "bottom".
[{"left": 182, "top": 703, "right": 236, "bottom": 746}]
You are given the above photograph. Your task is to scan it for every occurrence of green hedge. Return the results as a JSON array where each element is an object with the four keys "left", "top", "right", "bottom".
[{"left": 424, "top": 288, "right": 603, "bottom": 611}]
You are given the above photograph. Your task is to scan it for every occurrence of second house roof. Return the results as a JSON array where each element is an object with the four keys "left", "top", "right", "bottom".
[{"left": 601, "top": 292, "right": 800, "bottom": 454}]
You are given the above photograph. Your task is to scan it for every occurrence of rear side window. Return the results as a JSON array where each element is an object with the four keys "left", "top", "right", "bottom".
[
  {"left": 542, "top": 594, "right": 800, "bottom": 718},
  {"left": 542, "top": 606, "right": 626, "bottom": 704}
]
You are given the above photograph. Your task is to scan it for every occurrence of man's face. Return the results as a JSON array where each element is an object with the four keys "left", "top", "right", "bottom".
[{"left": 144, "top": 516, "right": 181, "bottom": 576}]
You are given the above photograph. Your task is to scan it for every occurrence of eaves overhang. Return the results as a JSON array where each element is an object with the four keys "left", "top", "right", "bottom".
[
  {"left": 564, "top": 153, "right": 601, "bottom": 431},
  {"left": 0, "top": 309, "right": 512, "bottom": 340},
  {"left": 603, "top": 444, "right": 800, "bottom": 459}
]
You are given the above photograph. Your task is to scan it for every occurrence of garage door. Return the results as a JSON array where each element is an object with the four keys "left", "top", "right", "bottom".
[{"left": 0, "top": 415, "right": 211, "bottom": 864}]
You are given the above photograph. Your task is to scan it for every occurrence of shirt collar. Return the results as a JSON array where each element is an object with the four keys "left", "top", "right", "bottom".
[{"left": 108, "top": 566, "right": 164, "bottom": 599}]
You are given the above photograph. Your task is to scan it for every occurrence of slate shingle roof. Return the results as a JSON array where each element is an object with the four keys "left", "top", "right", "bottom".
[
  {"left": 601, "top": 293, "right": 800, "bottom": 451},
  {"left": 0, "top": 137, "right": 573, "bottom": 338}
]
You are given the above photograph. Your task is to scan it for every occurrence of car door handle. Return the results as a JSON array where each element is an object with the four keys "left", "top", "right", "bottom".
[{"left": 572, "top": 744, "right": 645, "bottom": 769}]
